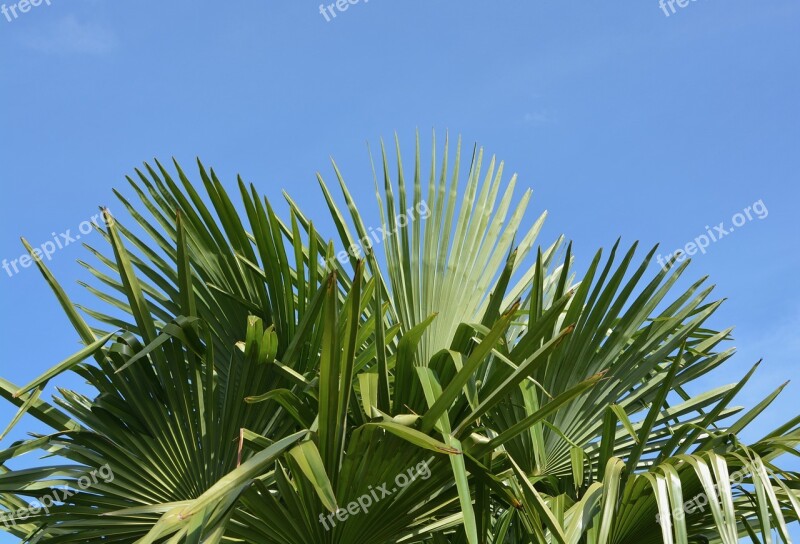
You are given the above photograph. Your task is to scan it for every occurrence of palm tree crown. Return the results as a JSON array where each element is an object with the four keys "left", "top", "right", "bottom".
[{"left": 1, "top": 134, "right": 798, "bottom": 543}]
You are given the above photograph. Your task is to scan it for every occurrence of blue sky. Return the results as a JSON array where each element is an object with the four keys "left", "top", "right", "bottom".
[{"left": 1, "top": 1, "right": 798, "bottom": 540}]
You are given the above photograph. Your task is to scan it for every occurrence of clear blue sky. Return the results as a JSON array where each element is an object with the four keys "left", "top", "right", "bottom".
[{"left": 1, "top": 1, "right": 798, "bottom": 541}]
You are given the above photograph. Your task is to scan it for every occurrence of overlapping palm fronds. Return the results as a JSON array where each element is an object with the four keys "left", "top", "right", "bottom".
[{"left": 0, "top": 134, "right": 797, "bottom": 543}]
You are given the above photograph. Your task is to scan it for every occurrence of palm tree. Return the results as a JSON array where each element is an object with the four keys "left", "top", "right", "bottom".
[{"left": 1, "top": 134, "right": 798, "bottom": 543}]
